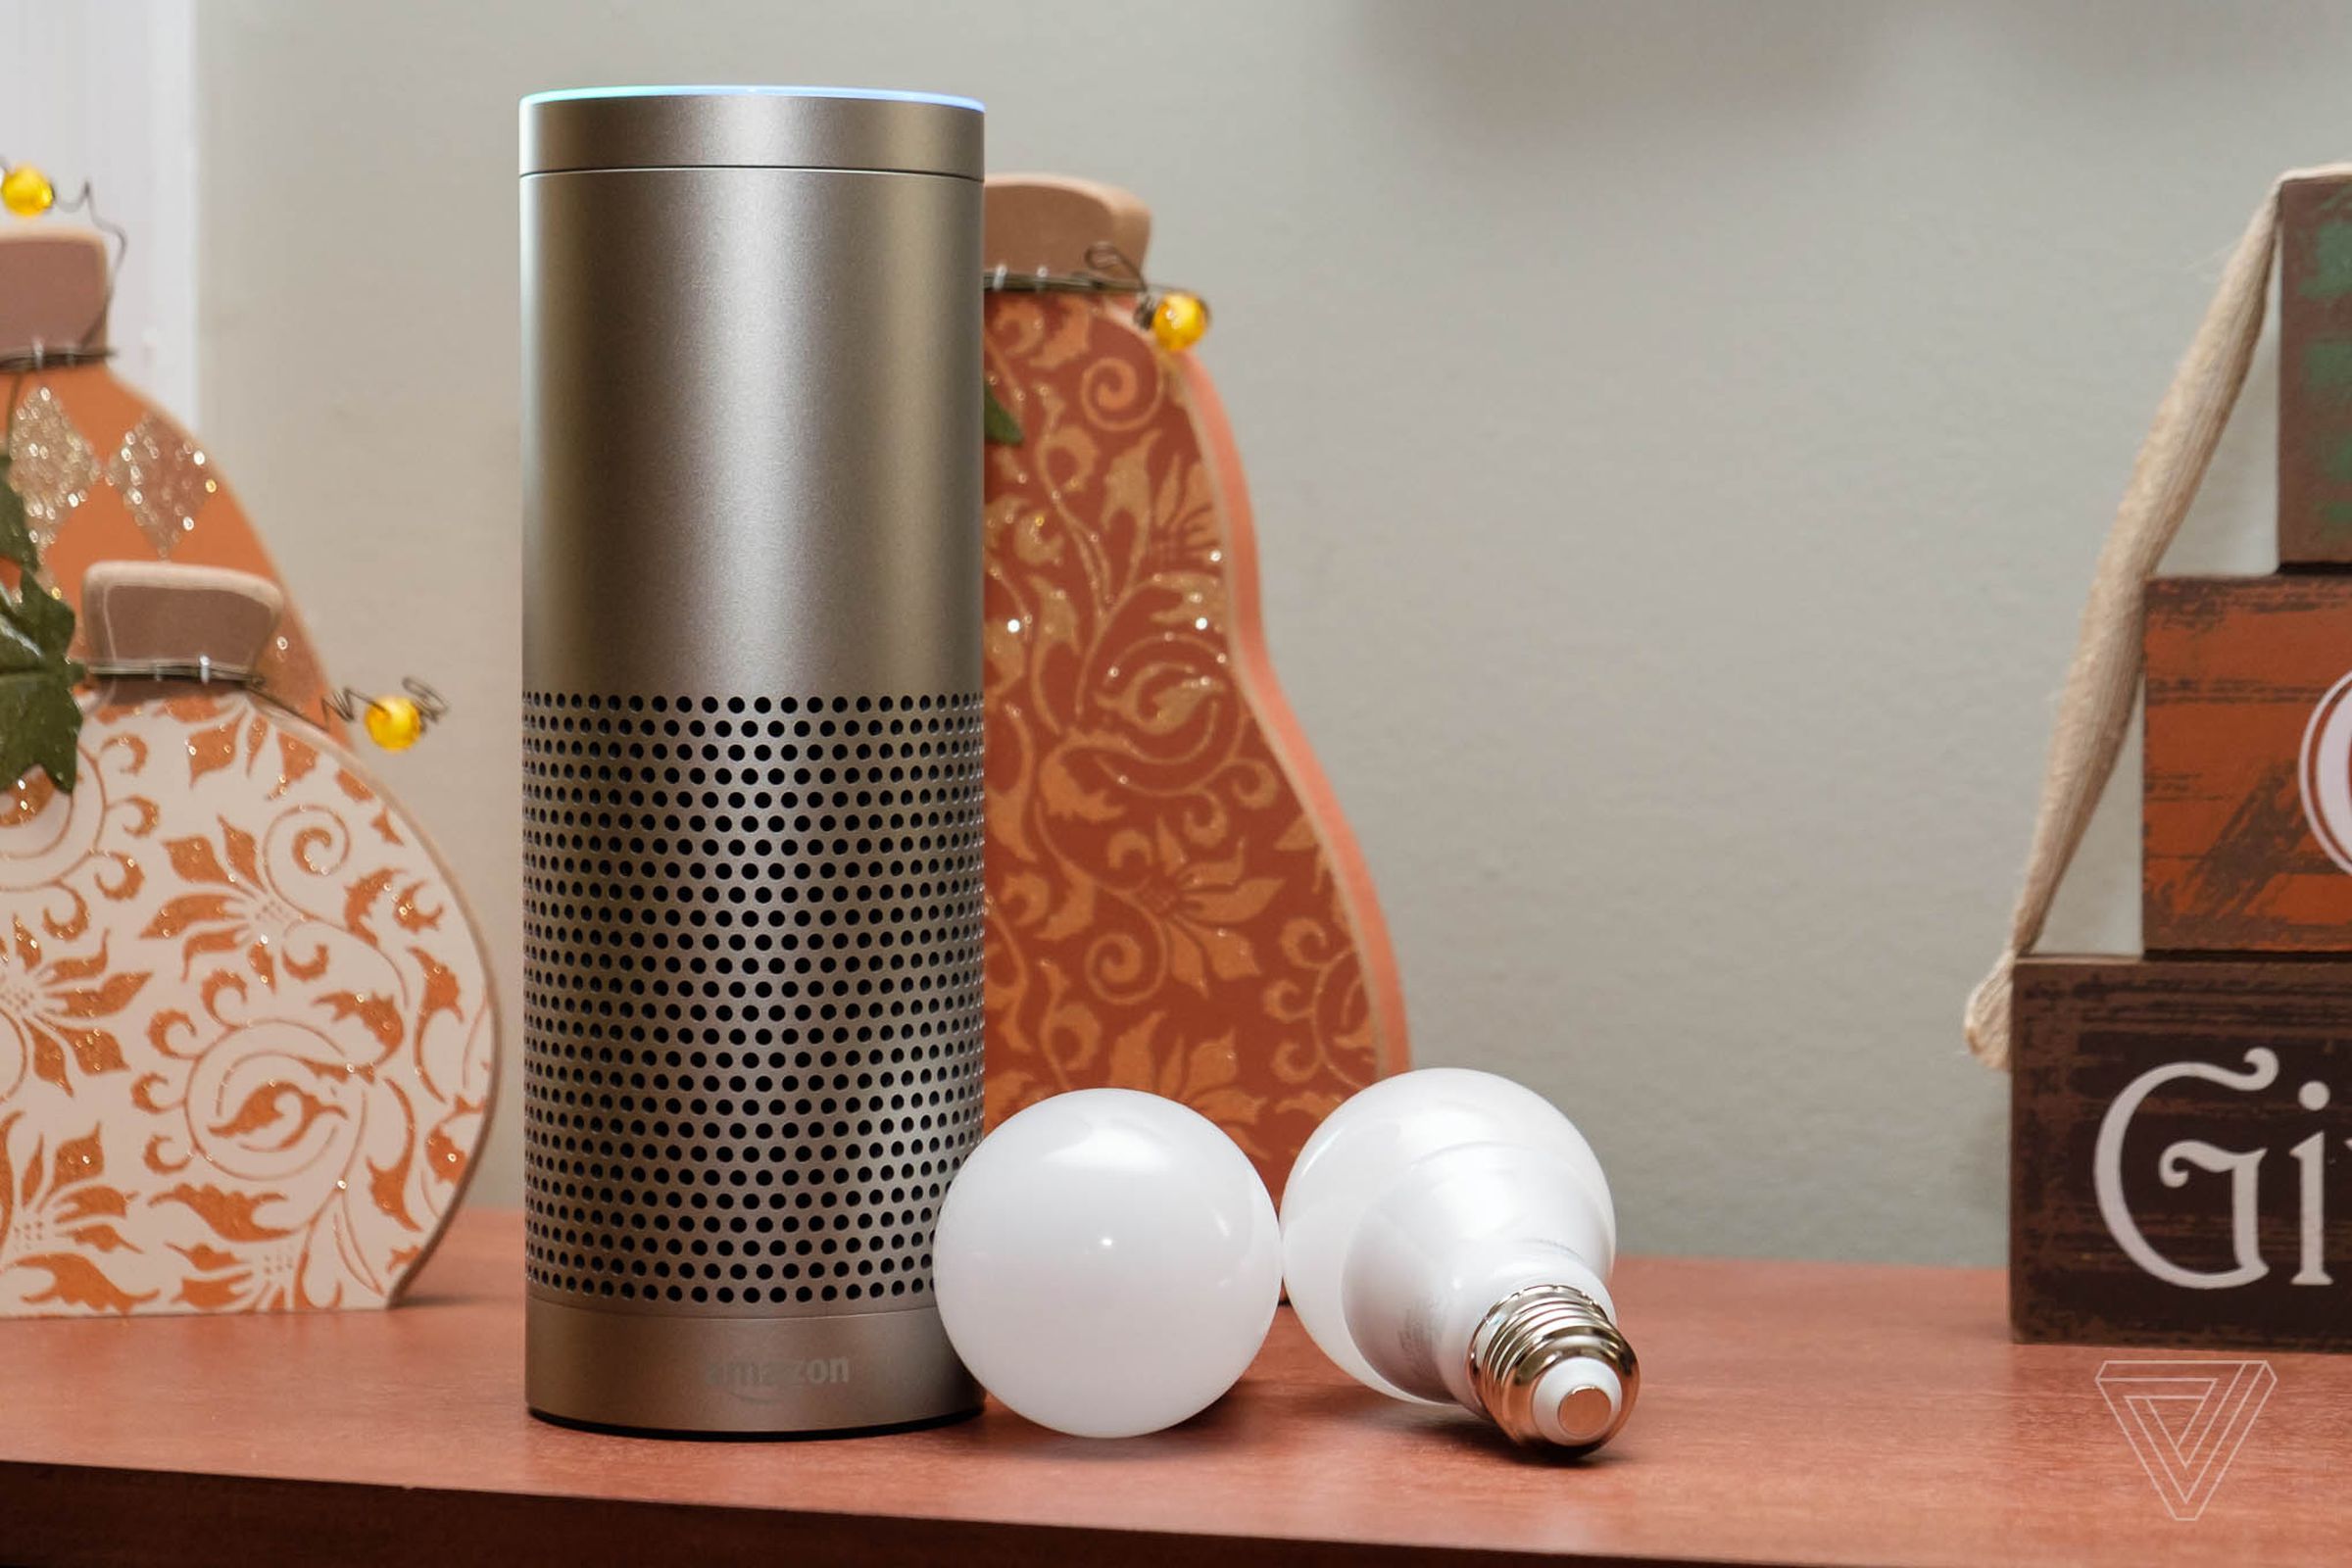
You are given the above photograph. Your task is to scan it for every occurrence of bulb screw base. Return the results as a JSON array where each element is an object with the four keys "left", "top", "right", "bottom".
[{"left": 1465, "top": 1283, "right": 1639, "bottom": 1453}]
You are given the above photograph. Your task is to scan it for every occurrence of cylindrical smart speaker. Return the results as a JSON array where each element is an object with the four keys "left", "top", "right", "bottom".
[{"left": 518, "top": 85, "right": 986, "bottom": 1435}]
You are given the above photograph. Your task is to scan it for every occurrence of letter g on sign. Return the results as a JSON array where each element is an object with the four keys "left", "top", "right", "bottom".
[{"left": 2094, "top": 1050, "right": 2279, "bottom": 1290}]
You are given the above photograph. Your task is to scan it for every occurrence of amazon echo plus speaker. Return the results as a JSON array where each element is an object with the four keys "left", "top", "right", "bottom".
[{"left": 519, "top": 86, "right": 987, "bottom": 1434}]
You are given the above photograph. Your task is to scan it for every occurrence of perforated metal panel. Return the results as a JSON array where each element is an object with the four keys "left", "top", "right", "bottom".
[{"left": 521, "top": 690, "right": 986, "bottom": 1315}]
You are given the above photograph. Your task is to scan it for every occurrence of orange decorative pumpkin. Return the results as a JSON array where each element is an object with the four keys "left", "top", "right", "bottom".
[{"left": 980, "top": 178, "right": 1408, "bottom": 1200}]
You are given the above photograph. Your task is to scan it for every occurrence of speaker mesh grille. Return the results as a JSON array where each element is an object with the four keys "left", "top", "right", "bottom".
[{"left": 521, "top": 690, "right": 986, "bottom": 1314}]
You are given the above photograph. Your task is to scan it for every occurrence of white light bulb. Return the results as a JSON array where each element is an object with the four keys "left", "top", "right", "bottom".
[
  {"left": 933, "top": 1089, "right": 1282, "bottom": 1439},
  {"left": 1280, "top": 1068, "right": 1636, "bottom": 1451}
]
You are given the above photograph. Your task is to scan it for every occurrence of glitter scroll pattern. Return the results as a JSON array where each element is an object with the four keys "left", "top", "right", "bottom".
[
  {"left": 0, "top": 694, "right": 495, "bottom": 1315},
  {"left": 980, "top": 292, "right": 1407, "bottom": 1200},
  {"left": 108, "top": 415, "right": 220, "bottom": 558},
  {"left": 6, "top": 386, "right": 105, "bottom": 550},
  {"left": 5, "top": 391, "right": 220, "bottom": 559}
]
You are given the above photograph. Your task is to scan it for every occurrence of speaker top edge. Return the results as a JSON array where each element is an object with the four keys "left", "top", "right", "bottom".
[{"left": 520, "top": 85, "right": 983, "bottom": 181}]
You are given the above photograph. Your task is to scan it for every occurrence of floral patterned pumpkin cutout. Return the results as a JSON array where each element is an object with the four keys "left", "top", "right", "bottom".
[
  {"left": 981, "top": 203, "right": 1410, "bottom": 1202},
  {"left": 0, "top": 564, "right": 496, "bottom": 1314}
]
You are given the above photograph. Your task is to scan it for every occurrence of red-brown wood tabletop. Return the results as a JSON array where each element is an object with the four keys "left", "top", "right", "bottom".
[{"left": 4, "top": 1210, "right": 2349, "bottom": 1566}]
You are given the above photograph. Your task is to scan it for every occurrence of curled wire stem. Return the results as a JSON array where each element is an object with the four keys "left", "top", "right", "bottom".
[
  {"left": 86, "top": 660, "right": 448, "bottom": 739},
  {"left": 322, "top": 677, "right": 449, "bottom": 731},
  {"left": 983, "top": 241, "right": 1154, "bottom": 295},
  {"left": 983, "top": 242, "right": 1201, "bottom": 340}
]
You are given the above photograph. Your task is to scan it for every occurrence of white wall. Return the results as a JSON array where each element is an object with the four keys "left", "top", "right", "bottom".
[{"left": 190, "top": 0, "right": 2340, "bottom": 1263}]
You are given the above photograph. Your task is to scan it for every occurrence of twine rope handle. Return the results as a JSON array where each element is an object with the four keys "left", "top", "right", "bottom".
[{"left": 1966, "top": 165, "right": 2352, "bottom": 1068}]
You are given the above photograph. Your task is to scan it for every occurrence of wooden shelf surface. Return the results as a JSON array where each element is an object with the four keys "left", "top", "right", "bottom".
[{"left": 5, "top": 1210, "right": 2350, "bottom": 1565}]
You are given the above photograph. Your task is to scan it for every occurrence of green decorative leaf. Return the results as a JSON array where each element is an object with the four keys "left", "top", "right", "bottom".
[
  {"left": 0, "top": 681, "right": 81, "bottom": 793},
  {"left": 10, "top": 572, "right": 72, "bottom": 653},
  {"left": 984, "top": 383, "right": 1024, "bottom": 447},
  {"left": 0, "top": 455, "right": 35, "bottom": 572},
  {"left": 0, "top": 578, "right": 81, "bottom": 793},
  {"left": 0, "top": 618, "right": 43, "bottom": 673},
  {"left": 0, "top": 704, "right": 82, "bottom": 790}
]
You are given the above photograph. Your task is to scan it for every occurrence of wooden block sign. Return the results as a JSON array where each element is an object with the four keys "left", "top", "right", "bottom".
[
  {"left": 2279, "top": 172, "right": 2352, "bottom": 566},
  {"left": 2013, "top": 955, "right": 2352, "bottom": 1349},
  {"left": 2143, "top": 573, "right": 2352, "bottom": 952}
]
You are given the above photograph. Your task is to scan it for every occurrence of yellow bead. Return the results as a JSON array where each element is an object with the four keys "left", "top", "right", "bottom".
[
  {"left": 1, "top": 165, "right": 55, "bottom": 219},
  {"left": 364, "top": 695, "right": 424, "bottom": 751},
  {"left": 1151, "top": 292, "right": 1209, "bottom": 352}
]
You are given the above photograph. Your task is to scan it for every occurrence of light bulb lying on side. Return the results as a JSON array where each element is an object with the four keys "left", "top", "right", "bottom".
[{"left": 1281, "top": 1068, "right": 1636, "bottom": 1453}]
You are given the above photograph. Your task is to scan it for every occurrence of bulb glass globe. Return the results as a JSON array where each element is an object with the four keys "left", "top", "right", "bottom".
[
  {"left": 933, "top": 1089, "right": 1282, "bottom": 1439},
  {"left": 1280, "top": 1068, "right": 1614, "bottom": 1399}
]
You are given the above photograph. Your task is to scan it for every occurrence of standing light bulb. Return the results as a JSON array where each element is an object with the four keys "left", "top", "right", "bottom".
[
  {"left": 1280, "top": 1069, "right": 1636, "bottom": 1453},
  {"left": 933, "top": 1089, "right": 1283, "bottom": 1439}
]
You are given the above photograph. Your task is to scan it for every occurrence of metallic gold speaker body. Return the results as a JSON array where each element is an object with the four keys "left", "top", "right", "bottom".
[{"left": 519, "top": 85, "right": 985, "bottom": 1434}]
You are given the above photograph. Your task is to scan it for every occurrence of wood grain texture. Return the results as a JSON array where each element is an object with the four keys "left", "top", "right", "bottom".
[
  {"left": 2013, "top": 954, "right": 2352, "bottom": 1349},
  {"left": 2278, "top": 172, "right": 2352, "bottom": 566},
  {"left": 2142, "top": 574, "right": 2352, "bottom": 952},
  {"left": 10, "top": 1212, "right": 2352, "bottom": 1565}
]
